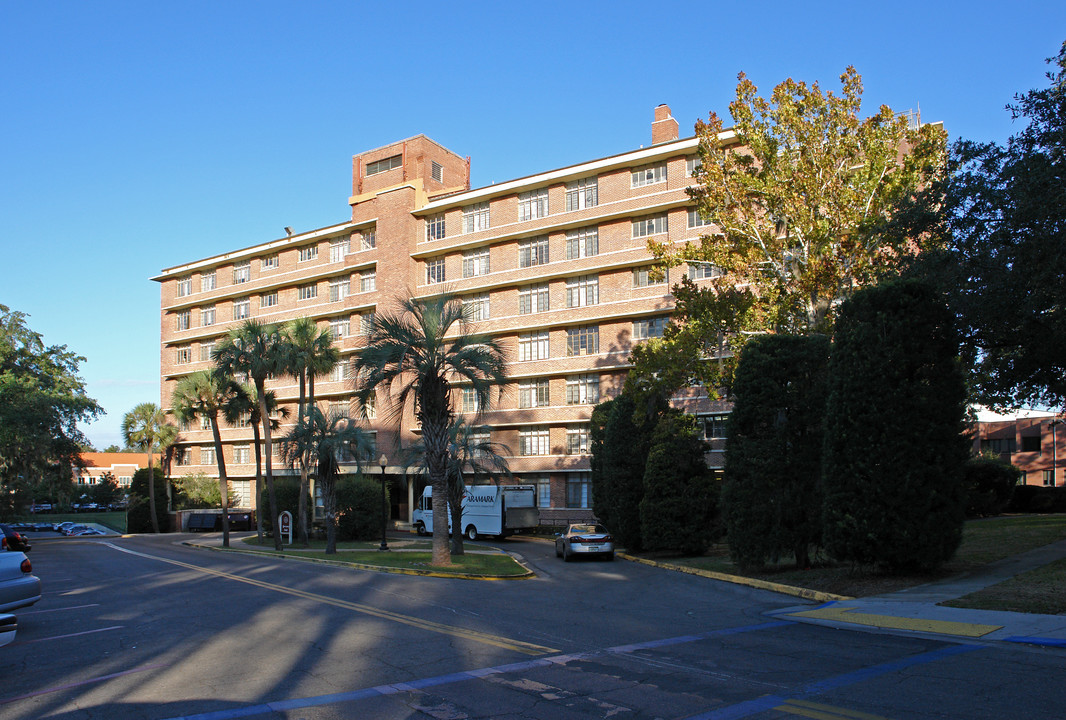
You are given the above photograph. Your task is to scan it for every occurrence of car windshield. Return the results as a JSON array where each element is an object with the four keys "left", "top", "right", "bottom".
[{"left": 570, "top": 524, "right": 607, "bottom": 535}]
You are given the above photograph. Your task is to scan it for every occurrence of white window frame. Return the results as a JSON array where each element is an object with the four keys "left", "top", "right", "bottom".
[
  {"left": 687, "top": 262, "right": 724, "bottom": 280},
  {"left": 518, "top": 378, "right": 550, "bottom": 408},
  {"left": 518, "top": 188, "right": 549, "bottom": 222},
  {"left": 688, "top": 207, "right": 713, "bottom": 229},
  {"left": 360, "top": 269, "right": 376, "bottom": 293},
  {"left": 200, "top": 271, "right": 216, "bottom": 292},
  {"left": 232, "top": 261, "right": 251, "bottom": 285},
  {"left": 298, "top": 284, "right": 318, "bottom": 301},
  {"left": 634, "top": 317, "right": 668, "bottom": 340},
  {"left": 462, "top": 293, "right": 490, "bottom": 322},
  {"left": 631, "top": 162, "right": 667, "bottom": 188},
  {"left": 518, "top": 236, "right": 549, "bottom": 268},
  {"left": 361, "top": 227, "right": 376, "bottom": 249},
  {"left": 175, "top": 310, "right": 190, "bottom": 332},
  {"left": 633, "top": 266, "right": 668, "bottom": 288},
  {"left": 566, "top": 425, "right": 590, "bottom": 455},
  {"left": 233, "top": 298, "right": 250, "bottom": 320},
  {"left": 518, "top": 331, "right": 550, "bottom": 361},
  {"left": 462, "top": 247, "right": 491, "bottom": 277},
  {"left": 201, "top": 306, "right": 215, "bottom": 327},
  {"left": 462, "top": 202, "right": 490, "bottom": 234},
  {"left": 518, "top": 283, "right": 549, "bottom": 314},
  {"left": 566, "top": 374, "right": 599, "bottom": 405},
  {"left": 331, "top": 360, "right": 350, "bottom": 383},
  {"left": 566, "top": 473, "right": 592, "bottom": 508},
  {"left": 262, "top": 254, "right": 279, "bottom": 270},
  {"left": 200, "top": 447, "right": 216, "bottom": 466},
  {"left": 176, "top": 276, "right": 191, "bottom": 297},
  {"left": 566, "top": 325, "right": 598, "bottom": 356},
  {"left": 566, "top": 275, "right": 599, "bottom": 308},
  {"left": 426, "top": 257, "right": 445, "bottom": 284},
  {"left": 565, "top": 177, "right": 598, "bottom": 212},
  {"left": 461, "top": 387, "right": 481, "bottom": 414},
  {"left": 330, "top": 238, "right": 349, "bottom": 263},
  {"left": 566, "top": 227, "right": 598, "bottom": 260},
  {"left": 261, "top": 292, "right": 278, "bottom": 309},
  {"left": 426, "top": 214, "right": 446, "bottom": 241},
  {"left": 519, "top": 427, "right": 550, "bottom": 456},
  {"left": 329, "top": 278, "right": 350, "bottom": 302},
  {"left": 360, "top": 311, "right": 375, "bottom": 336},
  {"left": 633, "top": 214, "right": 669, "bottom": 238},
  {"left": 175, "top": 346, "right": 192, "bottom": 365},
  {"left": 330, "top": 317, "right": 350, "bottom": 339},
  {"left": 298, "top": 245, "right": 318, "bottom": 262},
  {"left": 685, "top": 156, "right": 701, "bottom": 178},
  {"left": 233, "top": 445, "right": 251, "bottom": 464},
  {"left": 199, "top": 341, "right": 216, "bottom": 363}
]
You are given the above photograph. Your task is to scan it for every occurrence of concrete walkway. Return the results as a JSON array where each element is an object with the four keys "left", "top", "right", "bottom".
[{"left": 771, "top": 539, "right": 1066, "bottom": 648}]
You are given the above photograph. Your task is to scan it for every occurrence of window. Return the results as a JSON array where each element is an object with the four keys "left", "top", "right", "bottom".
[
  {"left": 235, "top": 411, "right": 252, "bottom": 429},
  {"left": 298, "top": 284, "right": 318, "bottom": 301},
  {"left": 632, "top": 162, "right": 667, "bottom": 187},
  {"left": 1043, "top": 470, "right": 1055, "bottom": 487},
  {"left": 462, "top": 387, "right": 481, "bottom": 414},
  {"left": 518, "top": 236, "right": 549, "bottom": 268},
  {"left": 360, "top": 269, "right": 376, "bottom": 293},
  {"left": 688, "top": 262, "right": 723, "bottom": 280},
  {"left": 566, "top": 374, "right": 599, "bottom": 405},
  {"left": 688, "top": 207, "right": 712, "bottom": 229},
  {"left": 200, "top": 271, "right": 216, "bottom": 292},
  {"left": 566, "top": 425, "right": 590, "bottom": 455},
  {"left": 262, "top": 254, "right": 279, "bottom": 270},
  {"left": 633, "top": 317, "right": 668, "bottom": 340},
  {"left": 362, "top": 393, "right": 377, "bottom": 419},
  {"left": 176, "top": 276, "right": 191, "bottom": 297},
  {"left": 463, "top": 293, "right": 490, "bottom": 321},
  {"left": 535, "top": 477, "right": 550, "bottom": 508},
  {"left": 518, "top": 331, "right": 550, "bottom": 361},
  {"left": 518, "top": 188, "right": 549, "bottom": 221},
  {"left": 175, "top": 346, "right": 192, "bottom": 365},
  {"left": 175, "top": 310, "right": 190, "bottom": 331},
  {"left": 426, "top": 257, "right": 445, "bottom": 284},
  {"left": 518, "top": 283, "right": 549, "bottom": 314},
  {"left": 360, "top": 311, "right": 375, "bottom": 336},
  {"left": 462, "top": 202, "right": 490, "bottom": 233},
  {"left": 426, "top": 214, "right": 446, "bottom": 241},
  {"left": 261, "top": 292, "right": 278, "bottom": 309},
  {"left": 633, "top": 266, "right": 667, "bottom": 287},
  {"left": 233, "top": 445, "right": 251, "bottom": 464},
  {"left": 566, "top": 275, "right": 599, "bottom": 308},
  {"left": 633, "top": 214, "right": 669, "bottom": 238},
  {"left": 566, "top": 325, "right": 599, "bottom": 356},
  {"left": 233, "top": 298, "right": 250, "bottom": 320},
  {"left": 330, "top": 316, "right": 350, "bottom": 339},
  {"left": 565, "top": 177, "right": 598, "bottom": 212},
  {"left": 431, "top": 161, "right": 444, "bottom": 183},
  {"left": 199, "top": 341, "right": 216, "bottom": 363},
  {"left": 328, "top": 401, "right": 348, "bottom": 420},
  {"left": 980, "top": 438, "right": 1017, "bottom": 454},
  {"left": 519, "top": 427, "right": 550, "bottom": 456},
  {"left": 685, "top": 156, "right": 701, "bottom": 177},
  {"left": 566, "top": 227, "right": 598, "bottom": 259},
  {"left": 702, "top": 413, "right": 729, "bottom": 440},
  {"left": 361, "top": 226, "right": 376, "bottom": 249},
  {"left": 176, "top": 448, "right": 191, "bottom": 466},
  {"left": 233, "top": 261, "right": 250, "bottom": 284},
  {"left": 330, "top": 238, "right": 349, "bottom": 263},
  {"left": 1021, "top": 435, "right": 1042, "bottom": 452},
  {"left": 200, "top": 447, "right": 216, "bottom": 466},
  {"left": 331, "top": 360, "right": 349, "bottom": 383},
  {"left": 566, "top": 473, "right": 591, "bottom": 508},
  {"left": 463, "top": 247, "right": 491, "bottom": 277},
  {"left": 200, "top": 306, "right": 215, "bottom": 326},
  {"left": 200, "top": 415, "right": 212, "bottom": 431},
  {"left": 366, "top": 154, "right": 402, "bottom": 176},
  {"left": 329, "top": 278, "right": 350, "bottom": 302},
  {"left": 519, "top": 378, "right": 550, "bottom": 408},
  {"left": 298, "top": 245, "right": 318, "bottom": 262}
]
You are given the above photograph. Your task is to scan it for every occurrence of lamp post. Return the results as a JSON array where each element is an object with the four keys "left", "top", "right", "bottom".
[{"left": 378, "top": 454, "right": 389, "bottom": 551}]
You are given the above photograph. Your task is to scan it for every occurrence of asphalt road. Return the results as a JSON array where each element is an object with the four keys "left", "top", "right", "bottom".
[{"left": 1, "top": 534, "right": 1064, "bottom": 720}]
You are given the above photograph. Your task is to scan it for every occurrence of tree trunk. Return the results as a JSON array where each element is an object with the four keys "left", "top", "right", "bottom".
[
  {"left": 323, "top": 475, "right": 337, "bottom": 555},
  {"left": 297, "top": 371, "right": 310, "bottom": 547},
  {"left": 147, "top": 450, "right": 159, "bottom": 533},
  {"left": 259, "top": 379, "right": 283, "bottom": 552},
  {"left": 449, "top": 470, "right": 465, "bottom": 556},
  {"left": 211, "top": 411, "right": 231, "bottom": 548},
  {"left": 252, "top": 422, "right": 265, "bottom": 544}
]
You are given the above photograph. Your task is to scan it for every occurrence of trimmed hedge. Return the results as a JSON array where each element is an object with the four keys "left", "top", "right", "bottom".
[{"left": 964, "top": 457, "right": 1021, "bottom": 517}]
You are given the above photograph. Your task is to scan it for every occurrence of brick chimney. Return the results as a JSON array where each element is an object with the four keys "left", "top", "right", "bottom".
[{"left": 652, "top": 104, "right": 679, "bottom": 144}]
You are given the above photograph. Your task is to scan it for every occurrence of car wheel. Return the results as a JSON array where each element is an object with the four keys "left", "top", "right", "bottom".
[
  {"left": 555, "top": 543, "right": 562, "bottom": 558},
  {"left": 415, "top": 523, "right": 426, "bottom": 536},
  {"left": 563, "top": 545, "right": 572, "bottom": 562},
  {"left": 465, "top": 525, "right": 478, "bottom": 541}
]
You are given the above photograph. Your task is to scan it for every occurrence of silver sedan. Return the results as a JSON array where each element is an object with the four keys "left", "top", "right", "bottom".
[
  {"left": 555, "top": 523, "right": 615, "bottom": 561},
  {"left": 0, "top": 552, "right": 41, "bottom": 613}
]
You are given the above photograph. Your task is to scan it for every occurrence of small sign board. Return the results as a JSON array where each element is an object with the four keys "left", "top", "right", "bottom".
[{"left": 279, "top": 510, "right": 292, "bottom": 545}]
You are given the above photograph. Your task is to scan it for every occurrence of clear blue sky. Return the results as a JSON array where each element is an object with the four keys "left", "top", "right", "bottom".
[{"left": 1, "top": 1, "right": 1062, "bottom": 448}]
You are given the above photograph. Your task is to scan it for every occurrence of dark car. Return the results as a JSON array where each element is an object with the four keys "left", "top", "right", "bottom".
[{"left": 0, "top": 524, "right": 31, "bottom": 553}]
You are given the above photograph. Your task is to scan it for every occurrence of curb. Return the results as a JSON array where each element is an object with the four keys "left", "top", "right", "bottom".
[
  {"left": 618, "top": 553, "right": 852, "bottom": 603},
  {"left": 182, "top": 541, "right": 536, "bottom": 581}
]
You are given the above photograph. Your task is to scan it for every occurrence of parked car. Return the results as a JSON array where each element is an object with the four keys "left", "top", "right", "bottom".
[
  {"left": 0, "top": 613, "right": 16, "bottom": 647},
  {"left": 555, "top": 523, "right": 615, "bottom": 561},
  {"left": 53, "top": 521, "right": 77, "bottom": 534},
  {"left": 0, "top": 552, "right": 41, "bottom": 613},
  {"left": 69, "top": 527, "right": 104, "bottom": 537},
  {"left": 0, "top": 524, "right": 32, "bottom": 553},
  {"left": 29, "top": 503, "right": 52, "bottom": 514}
]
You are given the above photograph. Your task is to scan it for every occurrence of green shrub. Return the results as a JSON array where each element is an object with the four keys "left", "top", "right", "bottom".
[
  {"left": 127, "top": 468, "right": 169, "bottom": 533},
  {"left": 260, "top": 477, "right": 302, "bottom": 532},
  {"left": 640, "top": 412, "right": 718, "bottom": 554},
  {"left": 963, "top": 457, "right": 1020, "bottom": 517},
  {"left": 335, "top": 476, "right": 388, "bottom": 541},
  {"left": 823, "top": 279, "right": 969, "bottom": 573},
  {"left": 1008, "top": 484, "right": 1058, "bottom": 513}
]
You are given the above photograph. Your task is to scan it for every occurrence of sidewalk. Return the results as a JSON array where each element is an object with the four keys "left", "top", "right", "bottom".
[{"left": 769, "top": 539, "right": 1066, "bottom": 648}]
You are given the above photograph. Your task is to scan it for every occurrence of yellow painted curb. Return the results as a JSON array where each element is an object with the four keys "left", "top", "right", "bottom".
[
  {"left": 788, "top": 606, "right": 1002, "bottom": 638},
  {"left": 183, "top": 541, "right": 535, "bottom": 580},
  {"left": 618, "top": 553, "right": 852, "bottom": 603}
]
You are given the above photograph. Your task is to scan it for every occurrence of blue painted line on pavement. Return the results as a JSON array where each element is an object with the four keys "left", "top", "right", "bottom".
[
  {"left": 1004, "top": 635, "right": 1066, "bottom": 648},
  {"left": 159, "top": 620, "right": 793, "bottom": 720},
  {"left": 685, "top": 643, "right": 983, "bottom": 720}
]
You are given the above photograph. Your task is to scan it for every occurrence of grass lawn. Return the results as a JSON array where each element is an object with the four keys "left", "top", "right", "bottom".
[
  {"left": 655, "top": 515, "right": 1066, "bottom": 605},
  {"left": 14, "top": 511, "right": 127, "bottom": 533},
  {"left": 233, "top": 536, "right": 528, "bottom": 576},
  {"left": 943, "top": 557, "right": 1066, "bottom": 615}
]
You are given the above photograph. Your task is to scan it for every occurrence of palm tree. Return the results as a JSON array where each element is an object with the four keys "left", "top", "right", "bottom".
[
  {"left": 224, "top": 382, "right": 287, "bottom": 544},
  {"left": 282, "top": 317, "right": 340, "bottom": 546},
  {"left": 170, "top": 370, "right": 241, "bottom": 548},
  {"left": 214, "top": 319, "right": 287, "bottom": 551},
  {"left": 121, "top": 402, "right": 176, "bottom": 533},
  {"left": 404, "top": 420, "right": 512, "bottom": 556},
  {"left": 352, "top": 293, "right": 507, "bottom": 566},
  {"left": 278, "top": 406, "right": 373, "bottom": 554}
]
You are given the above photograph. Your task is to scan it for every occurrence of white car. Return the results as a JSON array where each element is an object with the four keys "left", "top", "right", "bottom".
[
  {"left": 0, "top": 552, "right": 41, "bottom": 613},
  {"left": 555, "top": 523, "right": 615, "bottom": 561}
]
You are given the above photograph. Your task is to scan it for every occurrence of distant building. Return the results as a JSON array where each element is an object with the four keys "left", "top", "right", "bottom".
[
  {"left": 971, "top": 408, "right": 1066, "bottom": 486},
  {"left": 74, "top": 453, "right": 147, "bottom": 489}
]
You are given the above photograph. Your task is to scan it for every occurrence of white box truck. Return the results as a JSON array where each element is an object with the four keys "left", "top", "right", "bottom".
[{"left": 412, "top": 484, "right": 539, "bottom": 540}]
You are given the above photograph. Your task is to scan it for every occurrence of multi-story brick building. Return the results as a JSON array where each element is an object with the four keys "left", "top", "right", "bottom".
[
  {"left": 73, "top": 453, "right": 147, "bottom": 490},
  {"left": 971, "top": 408, "right": 1066, "bottom": 487},
  {"left": 153, "top": 105, "right": 731, "bottom": 523}
]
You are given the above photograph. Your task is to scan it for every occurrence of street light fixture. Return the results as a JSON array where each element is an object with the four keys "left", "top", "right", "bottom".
[{"left": 378, "top": 454, "right": 389, "bottom": 551}]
